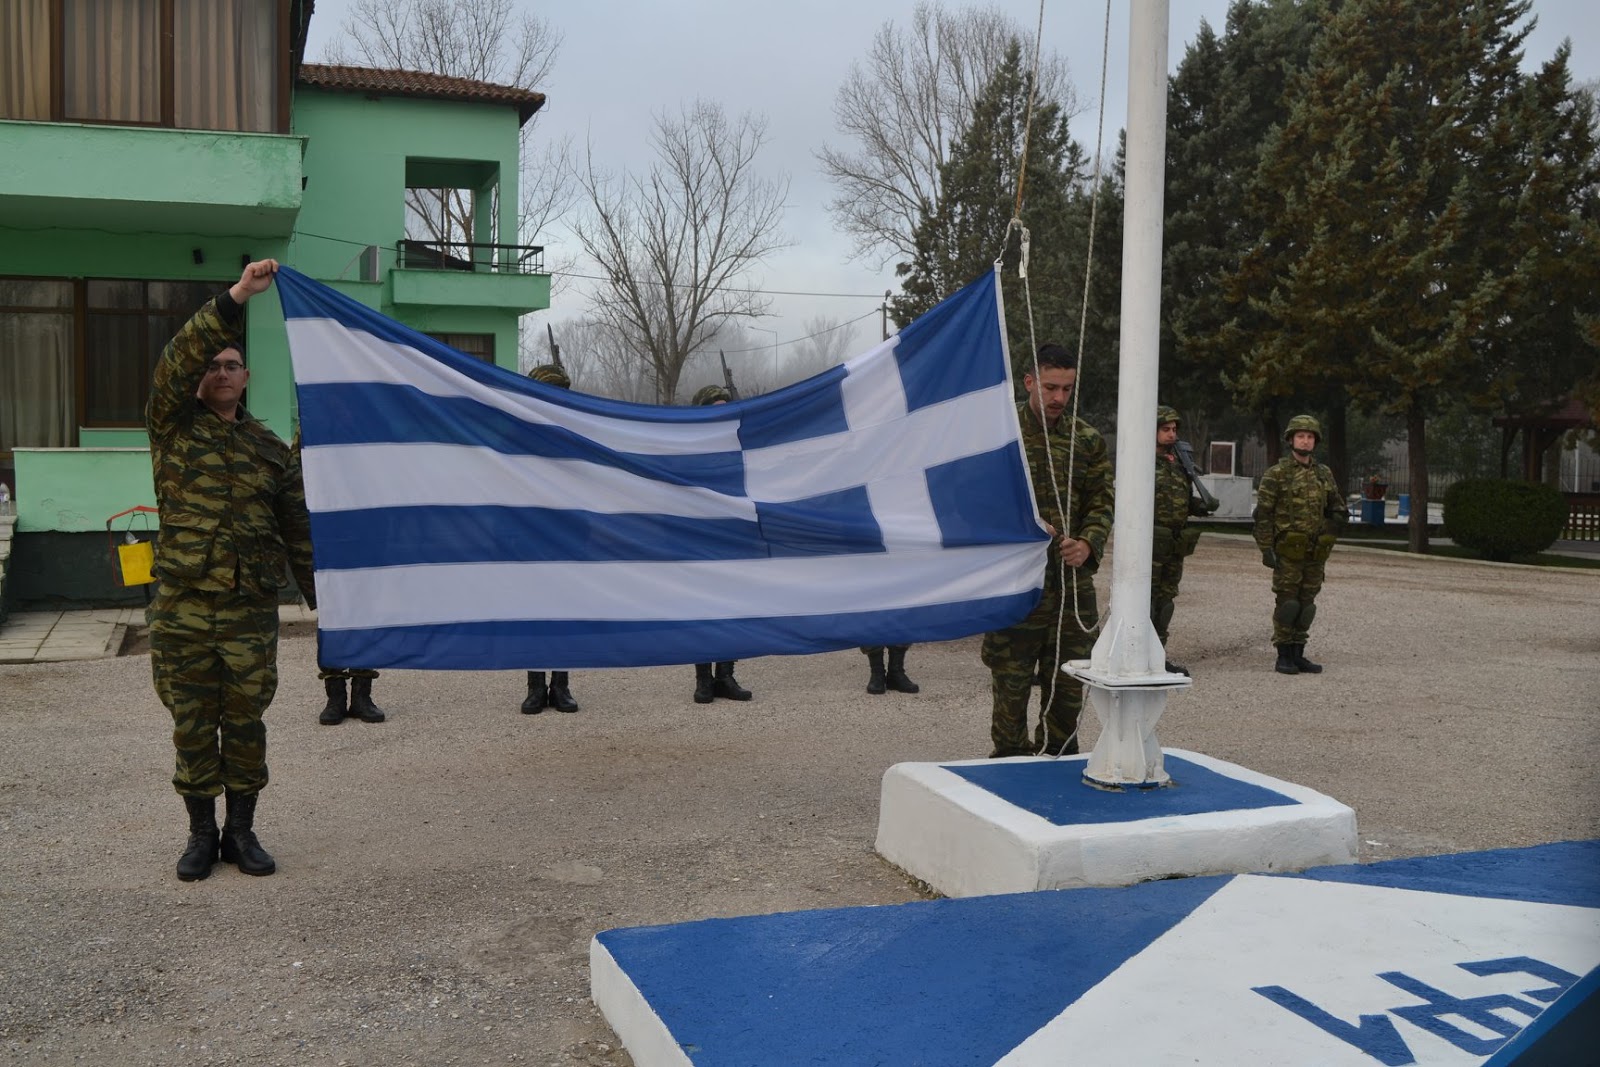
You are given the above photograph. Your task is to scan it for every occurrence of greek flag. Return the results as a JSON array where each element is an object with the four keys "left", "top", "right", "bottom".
[{"left": 277, "top": 266, "right": 1048, "bottom": 669}]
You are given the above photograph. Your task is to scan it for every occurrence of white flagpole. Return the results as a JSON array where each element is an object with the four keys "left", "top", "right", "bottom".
[{"left": 1070, "top": 0, "right": 1189, "bottom": 787}]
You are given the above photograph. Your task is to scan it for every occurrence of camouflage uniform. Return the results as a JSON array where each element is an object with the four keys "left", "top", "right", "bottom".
[
  {"left": 982, "top": 402, "right": 1113, "bottom": 757},
  {"left": 146, "top": 293, "right": 316, "bottom": 800},
  {"left": 1253, "top": 419, "right": 1345, "bottom": 651},
  {"left": 520, "top": 363, "right": 580, "bottom": 713},
  {"left": 1151, "top": 408, "right": 1209, "bottom": 645},
  {"left": 687, "top": 383, "right": 752, "bottom": 702}
]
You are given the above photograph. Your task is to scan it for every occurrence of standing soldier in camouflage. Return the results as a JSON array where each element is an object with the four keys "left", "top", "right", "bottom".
[
  {"left": 1151, "top": 405, "right": 1214, "bottom": 675},
  {"left": 982, "top": 344, "right": 1114, "bottom": 757},
  {"left": 518, "top": 363, "right": 580, "bottom": 714},
  {"left": 146, "top": 259, "right": 315, "bottom": 882},
  {"left": 288, "top": 427, "right": 387, "bottom": 727},
  {"left": 860, "top": 644, "right": 918, "bottom": 696},
  {"left": 1253, "top": 414, "right": 1346, "bottom": 675},
  {"left": 316, "top": 667, "right": 387, "bottom": 725},
  {"left": 687, "top": 384, "right": 755, "bottom": 704}
]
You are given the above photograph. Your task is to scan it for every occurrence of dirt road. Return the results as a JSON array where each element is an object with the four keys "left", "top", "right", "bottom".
[{"left": 2, "top": 534, "right": 1595, "bottom": 1065}]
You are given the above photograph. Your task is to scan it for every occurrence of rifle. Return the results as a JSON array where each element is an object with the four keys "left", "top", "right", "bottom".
[
  {"left": 718, "top": 350, "right": 742, "bottom": 401},
  {"left": 1174, "top": 440, "right": 1220, "bottom": 513},
  {"left": 547, "top": 323, "right": 563, "bottom": 369}
]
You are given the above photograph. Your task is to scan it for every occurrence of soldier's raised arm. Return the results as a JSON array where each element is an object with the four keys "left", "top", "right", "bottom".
[{"left": 144, "top": 260, "right": 278, "bottom": 442}]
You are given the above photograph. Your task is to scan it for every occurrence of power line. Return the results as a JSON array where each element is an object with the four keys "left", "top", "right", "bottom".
[
  {"left": 719, "top": 307, "right": 882, "bottom": 354},
  {"left": 290, "top": 229, "right": 890, "bottom": 302}
]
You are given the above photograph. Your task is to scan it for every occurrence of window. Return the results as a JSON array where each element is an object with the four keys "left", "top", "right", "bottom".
[
  {"left": 427, "top": 333, "right": 496, "bottom": 363},
  {"left": 0, "top": 276, "right": 224, "bottom": 462},
  {"left": 0, "top": 0, "right": 288, "bottom": 132},
  {"left": 85, "top": 280, "right": 216, "bottom": 425},
  {"left": 0, "top": 280, "right": 75, "bottom": 474}
]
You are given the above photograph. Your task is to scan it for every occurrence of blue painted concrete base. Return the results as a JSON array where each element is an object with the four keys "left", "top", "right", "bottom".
[
  {"left": 876, "top": 748, "right": 1357, "bottom": 896},
  {"left": 591, "top": 841, "right": 1600, "bottom": 1066}
]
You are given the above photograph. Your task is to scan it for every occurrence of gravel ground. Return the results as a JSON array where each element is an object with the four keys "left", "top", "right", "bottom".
[{"left": 2, "top": 533, "right": 1596, "bottom": 1065}]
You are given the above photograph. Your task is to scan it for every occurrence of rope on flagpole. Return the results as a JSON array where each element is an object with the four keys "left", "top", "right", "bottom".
[{"left": 994, "top": 0, "right": 1115, "bottom": 757}]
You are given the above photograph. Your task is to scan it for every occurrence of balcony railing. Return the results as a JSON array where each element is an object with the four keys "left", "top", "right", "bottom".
[{"left": 397, "top": 239, "right": 545, "bottom": 275}]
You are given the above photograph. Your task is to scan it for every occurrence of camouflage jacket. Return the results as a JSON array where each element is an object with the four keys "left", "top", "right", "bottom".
[
  {"left": 144, "top": 294, "right": 316, "bottom": 606},
  {"left": 1017, "top": 402, "right": 1114, "bottom": 569},
  {"left": 1154, "top": 451, "right": 1206, "bottom": 531},
  {"left": 1252, "top": 455, "right": 1345, "bottom": 552}
]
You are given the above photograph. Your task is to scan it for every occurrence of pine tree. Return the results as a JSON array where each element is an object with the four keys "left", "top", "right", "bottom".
[
  {"left": 1163, "top": 0, "right": 1326, "bottom": 450},
  {"left": 1216, "top": 0, "right": 1558, "bottom": 552},
  {"left": 891, "top": 40, "right": 1121, "bottom": 422}
]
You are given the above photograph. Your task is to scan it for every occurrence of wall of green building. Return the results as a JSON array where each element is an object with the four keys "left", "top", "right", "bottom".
[
  {"left": 4, "top": 89, "right": 549, "bottom": 602},
  {"left": 291, "top": 88, "right": 522, "bottom": 299},
  {"left": 12, "top": 449, "right": 157, "bottom": 533}
]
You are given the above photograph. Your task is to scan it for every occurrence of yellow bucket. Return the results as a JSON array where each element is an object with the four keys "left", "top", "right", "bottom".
[{"left": 117, "top": 540, "right": 156, "bottom": 586}]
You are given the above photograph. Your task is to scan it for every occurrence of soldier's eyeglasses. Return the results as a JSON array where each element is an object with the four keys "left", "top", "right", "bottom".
[{"left": 206, "top": 360, "right": 246, "bottom": 375}]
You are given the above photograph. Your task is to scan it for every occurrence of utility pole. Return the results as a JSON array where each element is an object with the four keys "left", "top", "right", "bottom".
[{"left": 881, "top": 290, "right": 892, "bottom": 342}]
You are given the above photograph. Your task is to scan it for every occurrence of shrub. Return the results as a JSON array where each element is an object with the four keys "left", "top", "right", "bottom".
[{"left": 1442, "top": 479, "right": 1569, "bottom": 561}]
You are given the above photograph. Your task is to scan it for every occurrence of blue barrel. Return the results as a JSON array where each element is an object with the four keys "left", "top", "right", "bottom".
[
  {"left": 1398, "top": 493, "right": 1411, "bottom": 518},
  {"left": 1360, "top": 499, "right": 1386, "bottom": 526}
]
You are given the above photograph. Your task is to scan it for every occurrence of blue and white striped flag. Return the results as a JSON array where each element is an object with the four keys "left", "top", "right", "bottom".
[{"left": 277, "top": 266, "right": 1049, "bottom": 669}]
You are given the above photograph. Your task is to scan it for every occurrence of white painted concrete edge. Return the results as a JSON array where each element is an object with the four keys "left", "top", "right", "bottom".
[
  {"left": 877, "top": 749, "right": 1358, "bottom": 896},
  {"left": 588, "top": 937, "right": 693, "bottom": 1067},
  {"left": 877, "top": 760, "right": 1045, "bottom": 897}
]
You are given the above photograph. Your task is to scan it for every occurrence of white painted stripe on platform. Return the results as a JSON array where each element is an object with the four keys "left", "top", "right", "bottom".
[{"left": 998, "top": 874, "right": 1600, "bottom": 1065}]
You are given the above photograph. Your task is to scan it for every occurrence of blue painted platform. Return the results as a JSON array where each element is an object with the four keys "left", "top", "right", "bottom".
[{"left": 590, "top": 840, "right": 1600, "bottom": 1066}]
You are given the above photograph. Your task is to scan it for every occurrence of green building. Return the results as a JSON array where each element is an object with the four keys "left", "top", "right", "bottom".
[{"left": 0, "top": 0, "right": 551, "bottom": 609}]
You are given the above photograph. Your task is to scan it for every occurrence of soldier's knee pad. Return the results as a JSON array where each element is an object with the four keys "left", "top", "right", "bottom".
[
  {"left": 1296, "top": 602, "right": 1317, "bottom": 630},
  {"left": 1273, "top": 600, "right": 1302, "bottom": 627},
  {"left": 1152, "top": 599, "right": 1175, "bottom": 634}
]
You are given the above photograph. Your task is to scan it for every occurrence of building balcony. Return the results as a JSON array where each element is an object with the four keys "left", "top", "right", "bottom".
[
  {"left": 0, "top": 121, "right": 304, "bottom": 238},
  {"left": 390, "top": 239, "right": 550, "bottom": 313}
]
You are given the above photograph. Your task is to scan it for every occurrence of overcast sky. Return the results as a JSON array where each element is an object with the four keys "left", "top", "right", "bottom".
[{"left": 303, "top": 1, "right": 1598, "bottom": 354}]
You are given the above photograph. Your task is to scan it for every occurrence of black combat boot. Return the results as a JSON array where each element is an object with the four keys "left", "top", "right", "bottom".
[
  {"left": 318, "top": 676, "right": 348, "bottom": 725},
  {"left": 1274, "top": 644, "right": 1300, "bottom": 675},
  {"left": 865, "top": 649, "right": 887, "bottom": 695},
  {"left": 1292, "top": 644, "right": 1323, "bottom": 674},
  {"left": 176, "top": 795, "right": 220, "bottom": 882},
  {"left": 1165, "top": 660, "right": 1190, "bottom": 677},
  {"left": 547, "top": 671, "right": 580, "bottom": 713},
  {"left": 520, "top": 671, "right": 547, "bottom": 714},
  {"left": 348, "top": 676, "right": 386, "bottom": 723},
  {"left": 693, "top": 663, "right": 716, "bottom": 704},
  {"left": 713, "top": 661, "right": 752, "bottom": 701},
  {"left": 885, "top": 647, "right": 920, "bottom": 693},
  {"left": 219, "top": 791, "right": 275, "bottom": 876}
]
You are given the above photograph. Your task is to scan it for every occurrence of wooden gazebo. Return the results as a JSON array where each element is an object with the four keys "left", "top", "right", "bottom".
[{"left": 1494, "top": 397, "right": 1595, "bottom": 482}]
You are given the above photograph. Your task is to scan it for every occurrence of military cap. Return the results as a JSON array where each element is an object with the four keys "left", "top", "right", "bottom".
[
  {"left": 1156, "top": 405, "right": 1181, "bottom": 427},
  {"left": 528, "top": 363, "right": 570, "bottom": 389},
  {"left": 1283, "top": 414, "right": 1322, "bottom": 444},
  {"left": 692, "top": 384, "right": 731, "bottom": 406}
]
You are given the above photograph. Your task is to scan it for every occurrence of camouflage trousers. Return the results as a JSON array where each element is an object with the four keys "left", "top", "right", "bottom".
[
  {"left": 149, "top": 582, "right": 280, "bottom": 798},
  {"left": 1270, "top": 557, "right": 1327, "bottom": 645},
  {"left": 317, "top": 667, "right": 378, "bottom": 681},
  {"left": 981, "top": 577, "right": 1098, "bottom": 758},
  {"left": 1150, "top": 552, "right": 1186, "bottom": 644}
]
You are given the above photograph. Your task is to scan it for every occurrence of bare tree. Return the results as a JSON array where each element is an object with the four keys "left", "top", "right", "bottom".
[
  {"left": 324, "top": 0, "right": 577, "bottom": 285},
  {"left": 572, "top": 101, "right": 791, "bottom": 404},
  {"left": 816, "top": 1, "right": 1079, "bottom": 269},
  {"left": 772, "top": 316, "right": 860, "bottom": 388},
  {"left": 545, "top": 317, "right": 656, "bottom": 403}
]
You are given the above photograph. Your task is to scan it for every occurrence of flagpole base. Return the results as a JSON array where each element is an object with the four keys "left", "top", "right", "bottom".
[{"left": 1064, "top": 661, "right": 1188, "bottom": 788}]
